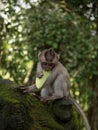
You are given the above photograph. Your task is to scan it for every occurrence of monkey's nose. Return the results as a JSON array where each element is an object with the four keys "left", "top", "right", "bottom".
[{"left": 46, "top": 68, "right": 50, "bottom": 71}]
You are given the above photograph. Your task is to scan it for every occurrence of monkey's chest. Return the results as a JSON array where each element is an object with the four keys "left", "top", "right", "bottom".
[{"left": 36, "top": 70, "right": 50, "bottom": 89}]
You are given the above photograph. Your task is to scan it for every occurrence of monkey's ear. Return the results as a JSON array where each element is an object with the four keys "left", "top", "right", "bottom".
[{"left": 38, "top": 51, "right": 41, "bottom": 57}]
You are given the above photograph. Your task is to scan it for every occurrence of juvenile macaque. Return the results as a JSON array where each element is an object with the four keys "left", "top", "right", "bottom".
[
  {"left": 21, "top": 48, "right": 90, "bottom": 130},
  {"left": 38, "top": 49, "right": 70, "bottom": 101}
]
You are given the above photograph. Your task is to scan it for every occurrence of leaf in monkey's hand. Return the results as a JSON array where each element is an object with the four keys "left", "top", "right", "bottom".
[{"left": 36, "top": 70, "right": 50, "bottom": 89}]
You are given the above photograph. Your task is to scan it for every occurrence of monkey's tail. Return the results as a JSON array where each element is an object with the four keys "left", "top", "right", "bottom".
[{"left": 68, "top": 96, "right": 91, "bottom": 130}]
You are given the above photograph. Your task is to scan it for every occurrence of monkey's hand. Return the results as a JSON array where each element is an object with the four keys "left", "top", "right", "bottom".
[
  {"left": 19, "top": 85, "right": 30, "bottom": 93},
  {"left": 37, "top": 71, "right": 44, "bottom": 78},
  {"left": 20, "top": 84, "right": 39, "bottom": 93}
]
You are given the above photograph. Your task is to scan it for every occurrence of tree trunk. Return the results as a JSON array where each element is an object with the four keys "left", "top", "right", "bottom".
[
  {"left": 0, "top": 79, "right": 84, "bottom": 130},
  {"left": 90, "top": 75, "right": 98, "bottom": 130}
]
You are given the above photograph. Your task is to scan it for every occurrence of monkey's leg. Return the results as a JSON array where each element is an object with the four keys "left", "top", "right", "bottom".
[
  {"left": 40, "top": 87, "right": 53, "bottom": 102},
  {"left": 43, "top": 84, "right": 65, "bottom": 101},
  {"left": 44, "top": 75, "right": 69, "bottom": 101},
  {"left": 40, "top": 87, "right": 63, "bottom": 102}
]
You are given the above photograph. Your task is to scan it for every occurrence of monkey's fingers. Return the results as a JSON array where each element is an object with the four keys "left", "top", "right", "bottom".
[
  {"left": 37, "top": 72, "right": 43, "bottom": 78},
  {"left": 19, "top": 86, "right": 27, "bottom": 89},
  {"left": 18, "top": 85, "right": 29, "bottom": 93},
  {"left": 14, "top": 85, "right": 24, "bottom": 89},
  {"left": 14, "top": 85, "right": 28, "bottom": 94}
]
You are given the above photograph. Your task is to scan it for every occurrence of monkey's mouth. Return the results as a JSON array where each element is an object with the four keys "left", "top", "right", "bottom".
[{"left": 45, "top": 68, "right": 50, "bottom": 71}]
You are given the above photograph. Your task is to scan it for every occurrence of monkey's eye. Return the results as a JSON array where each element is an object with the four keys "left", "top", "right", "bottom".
[
  {"left": 48, "top": 63, "right": 54, "bottom": 66},
  {"left": 41, "top": 62, "right": 48, "bottom": 66}
]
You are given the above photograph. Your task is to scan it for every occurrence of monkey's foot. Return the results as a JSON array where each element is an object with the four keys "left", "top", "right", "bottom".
[
  {"left": 30, "top": 93, "right": 41, "bottom": 100},
  {"left": 40, "top": 98, "right": 51, "bottom": 103},
  {"left": 40, "top": 98, "right": 47, "bottom": 102}
]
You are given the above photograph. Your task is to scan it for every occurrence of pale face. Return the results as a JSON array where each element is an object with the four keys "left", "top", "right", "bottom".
[{"left": 41, "top": 62, "right": 55, "bottom": 71}]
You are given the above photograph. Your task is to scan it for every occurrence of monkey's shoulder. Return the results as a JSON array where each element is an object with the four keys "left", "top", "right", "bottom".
[
  {"left": 55, "top": 62, "right": 67, "bottom": 70},
  {"left": 54, "top": 62, "right": 69, "bottom": 76}
]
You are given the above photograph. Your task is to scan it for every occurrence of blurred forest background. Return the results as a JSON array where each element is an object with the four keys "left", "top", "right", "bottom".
[{"left": 0, "top": 0, "right": 98, "bottom": 130}]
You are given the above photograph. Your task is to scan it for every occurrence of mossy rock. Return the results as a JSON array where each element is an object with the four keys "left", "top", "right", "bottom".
[{"left": 0, "top": 79, "right": 80, "bottom": 130}]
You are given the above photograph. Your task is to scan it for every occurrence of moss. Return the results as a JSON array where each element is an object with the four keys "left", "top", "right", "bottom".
[
  {"left": 25, "top": 95, "right": 64, "bottom": 130},
  {"left": 0, "top": 79, "right": 79, "bottom": 130}
]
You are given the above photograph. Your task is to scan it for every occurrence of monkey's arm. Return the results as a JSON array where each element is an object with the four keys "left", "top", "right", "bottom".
[{"left": 36, "top": 62, "right": 43, "bottom": 78}]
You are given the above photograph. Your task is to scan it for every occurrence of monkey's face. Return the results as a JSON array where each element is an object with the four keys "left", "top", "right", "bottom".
[
  {"left": 39, "top": 49, "right": 59, "bottom": 71},
  {"left": 41, "top": 62, "right": 55, "bottom": 71}
]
